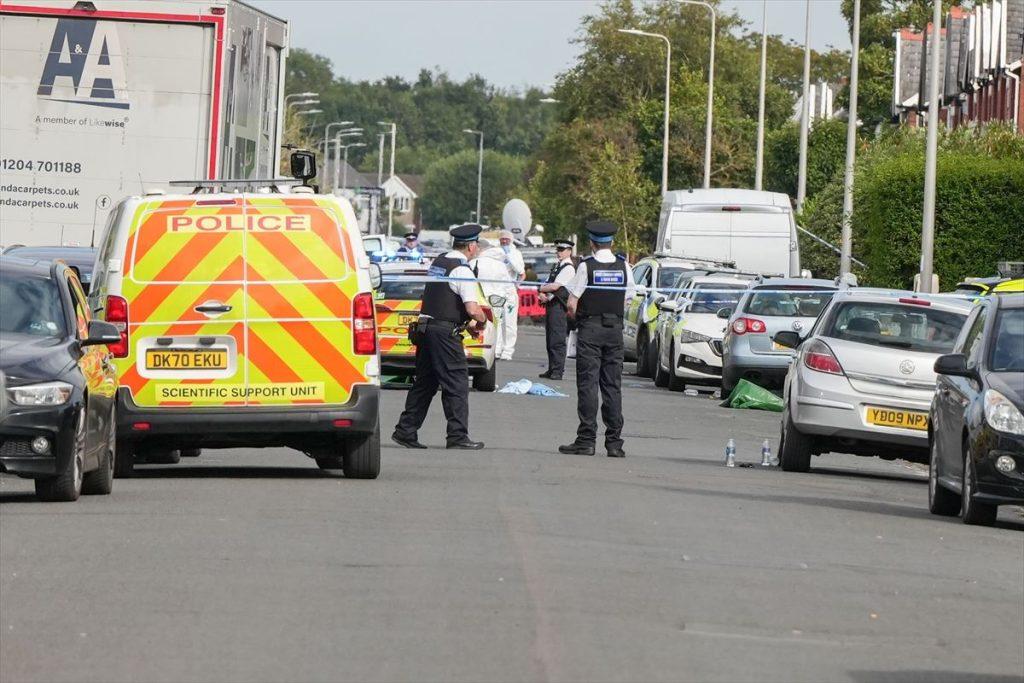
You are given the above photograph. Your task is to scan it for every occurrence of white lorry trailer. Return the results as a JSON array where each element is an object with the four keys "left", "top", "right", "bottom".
[
  {"left": 0, "top": 0, "right": 288, "bottom": 246},
  {"left": 655, "top": 189, "right": 801, "bottom": 277}
]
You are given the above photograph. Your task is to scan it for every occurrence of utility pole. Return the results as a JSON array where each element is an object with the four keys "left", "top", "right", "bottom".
[
  {"left": 754, "top": 0, "right": 768, "bottom": 190},
  {"left": 618, "top": 29, "right": 671, "bottom": 194},
  {"left": 378, "top": 121, "right": 397, "bottom": 235},
  {"left": 463, "top": 129, "right": 484, "bottom": 223},
  {"left": 919, "top": 0, "right": 943, "bottom": 293},
  {"left": 796, "top": 0, "right": 812, "bottom": 212},
  {"left": 840, "top": 0, "right": 861, "bottom": 276},
  {"left": 376, "top": 133, "right": 385, "bottom": 186},
  {"left": 673, "top": 1, "right": 715, "bottom": 188}
]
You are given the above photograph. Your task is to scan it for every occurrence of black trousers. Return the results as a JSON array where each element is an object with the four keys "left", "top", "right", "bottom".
[
  {"left": 544, "top": 303, "right": 568, "bottom": 375},
  {"left": 394, "top": 321, "right": 470, "bottom": 443},
  {"left": 574, "top": 316, "right": 624, "bottom": 450}
]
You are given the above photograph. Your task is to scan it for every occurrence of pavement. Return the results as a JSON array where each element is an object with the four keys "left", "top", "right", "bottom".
[{"left": 1, "top": 327, "right": 1022, "bottom": 683}]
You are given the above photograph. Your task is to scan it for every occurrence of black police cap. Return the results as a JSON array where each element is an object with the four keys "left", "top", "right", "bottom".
[
  {"left": 404, "top": 232, "right": 418, "bottom": 240},
  {"left": 553, "top": 238, "right": 575, "bottom": 250},
  {"left": 450, "top": 223, "right": 483, "bottom": 243},
  {"left": 585, "top": 219, "right": 618, "bottom": 243}
]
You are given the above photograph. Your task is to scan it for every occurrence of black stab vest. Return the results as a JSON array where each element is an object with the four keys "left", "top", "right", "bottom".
[
  {"left": 422, "top": 254, "right": 470, "bottom": 323},
  {"left": 577, "top": 256, "right": 627, "bottom": 319}
]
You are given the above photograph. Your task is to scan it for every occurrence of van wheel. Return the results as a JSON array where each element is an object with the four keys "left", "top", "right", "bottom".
[
  {"left": 114, "top": 440, "right": 135, "bottom": 478},
  {"left": 344, "top": 425, "right": 381, "bottom": 480},
  {"left": 472, "top": 362, "right": 497, "bottom": 392},
  {"left": 636, "top": 330, "right": 651, "bottom": 378},
  {"left": 779, "top": 407, "right": 812, "bottom": 472}
]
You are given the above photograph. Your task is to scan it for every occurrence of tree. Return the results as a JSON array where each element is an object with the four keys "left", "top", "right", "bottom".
[
  {"left": 765, "top": 118, "right": 850, "bottom": 201},
  {"left": 420, "top": 150, "right": 527, "bottom": 228}
]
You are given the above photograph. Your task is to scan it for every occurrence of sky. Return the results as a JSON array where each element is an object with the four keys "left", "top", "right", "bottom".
[{"left": 252, "top": 0, "right": 851, "bottom": 91}]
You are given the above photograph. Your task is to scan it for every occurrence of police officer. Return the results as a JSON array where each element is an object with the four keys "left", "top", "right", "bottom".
[
  {"left": 392, "top": 224, "right": 487, "bottom": 450},
  {"left": 538, "top": 238, "right": 576, "bottom": 380},
  {"left": 559, "top": 220, "right": 634, "bottom": 458},
  {"left": 395, "top": 232, "right": 423, "bottom": 260}
]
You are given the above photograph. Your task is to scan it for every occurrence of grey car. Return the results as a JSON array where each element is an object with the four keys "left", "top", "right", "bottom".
[{"left": 721, "top": 278, "right": 838, "bottom": 392}]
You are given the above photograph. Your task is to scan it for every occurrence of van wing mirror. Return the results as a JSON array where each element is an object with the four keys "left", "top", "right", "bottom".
[
  {"left": 772, "top": 330, "right": 802, "bottom": 349},
  {"left": 290, "top": 150, "right": 316, "bottom": 184},
  {"left": 82, "top": 320, "right": 122, "bottom": 347},
  {"left": 368, "top": 263, "right": 383, "bottom": 290}
]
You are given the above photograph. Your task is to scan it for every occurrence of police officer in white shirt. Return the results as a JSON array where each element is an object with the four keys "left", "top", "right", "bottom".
[
  {"left": 538, "top": 238, "right": 576, "bottom": 380},
  {"left": 559, "top": 220, "right": 635, "bottom": 458},
  {"left": 392, "top": 224, "right": 487, "bottom": 450}
]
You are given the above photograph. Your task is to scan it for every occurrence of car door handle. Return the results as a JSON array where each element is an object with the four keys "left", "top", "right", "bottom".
[{"left": 195, "top": 302, "right": 232, "bottom": 314}]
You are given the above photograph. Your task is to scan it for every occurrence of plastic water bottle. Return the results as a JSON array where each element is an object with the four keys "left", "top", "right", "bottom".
[
  {"left": 724, "top": 438, "right": 736, "bottom": 467},
  {"left": 760, "top": 440, "right": 773, "bottom": 467}
]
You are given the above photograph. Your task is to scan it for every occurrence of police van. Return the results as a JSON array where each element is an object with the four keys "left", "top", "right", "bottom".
[{"left": 87, "top": 152, "right": 382, "bottom": 478}]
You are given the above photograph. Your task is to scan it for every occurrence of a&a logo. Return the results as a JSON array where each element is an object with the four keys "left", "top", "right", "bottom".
[{"left": 37, "top": 18, "right": 129, "bottom": 109}]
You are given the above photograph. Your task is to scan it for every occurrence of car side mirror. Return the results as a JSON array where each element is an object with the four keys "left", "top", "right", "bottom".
[
  {"left": 716, "top": 307, "right": 733, "bottom": 319},
  {"left": 634, "top": 284, "right": 648, "bottom": 297},
  {"left": 657, "top": 300, "right": 678, "bottom": 312},
  {"left": 773, "top": 330, "right": 802, "bottom": 349},
  {"left": 368, "top": 263, "right": 382, "bottom": 290},
  {"left": 82, "top": 320, "right": 122, "bottom": 347},
  {"left": 934, "top": 353, "right": 972, "bottom": 378}
]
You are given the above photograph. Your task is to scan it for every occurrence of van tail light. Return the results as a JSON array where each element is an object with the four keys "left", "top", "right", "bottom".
[
  {"left": 803, "top": 340, "right": 844, "bottom": 375},
  {"left": 105, "top": 295, "right": 129, "bottom": 357},
  {"left": 352, "top": 292, "right": 377, "bottom": 355},
  {"left": 731, "top": 317, "right": 766, "bottom": 335}
]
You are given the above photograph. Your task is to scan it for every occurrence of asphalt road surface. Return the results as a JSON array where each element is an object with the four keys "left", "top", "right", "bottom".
[{"left": 2, "top": 327, "right": 1022, "bottom": 683}]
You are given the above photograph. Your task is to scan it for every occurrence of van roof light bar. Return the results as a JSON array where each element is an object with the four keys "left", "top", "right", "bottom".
[{"left": 168, "top": 179, "right": 302, "bottom": 194}]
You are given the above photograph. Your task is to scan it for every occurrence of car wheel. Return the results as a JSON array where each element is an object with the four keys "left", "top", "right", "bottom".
[
  {"left": 343, "top": 425, "right": 381, "bottom": 479},
  {"left": 35, "top": 410, "right": 85, "bottom": 502},
  {"left": 472, "top": 361, "right": 497, "bottom": 392},
  {"left": 82, "top": 409, "right": 115, "bottom": 496},
  {"left": 721, "top": 366, "right": 738, "bottom": 395},
  {"left": 667, "top": 343, "right": 686, "bottom": 392},
  {"left": 114, "top": 440, "right": 135, "bottom": 478},
  {"left": 927, "top": 434, "right": 959, "bottom": 516},
  {"left": 636, "top": 330, "right": 651, "bottom": 378},
  {"left": 961, "top": 443, "right": 997, "bottom": 526},
  {"left": 653, "top": 340, "right": 670, "bottom": 388},
  {"left": 779, "top": 406, "right": 812, "bottom": 472}
]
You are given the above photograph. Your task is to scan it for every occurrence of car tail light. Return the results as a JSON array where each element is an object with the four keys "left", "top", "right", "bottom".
[
  {"left": 105, "top": 295, "right": 129, "bottom": 357},
  {"left": 352, "top": 292, "right": 377, "bottom": 355},
  {"left": 803, "top": 340, "right": 844, "bottom": 375},
  {"left": 731, "top": 317, "right": 766, "bottom": 335}
]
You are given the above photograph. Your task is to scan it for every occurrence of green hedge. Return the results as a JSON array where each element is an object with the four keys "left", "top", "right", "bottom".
[{"left": 855, "top": 153, "right": 1024, "bottom": 289}]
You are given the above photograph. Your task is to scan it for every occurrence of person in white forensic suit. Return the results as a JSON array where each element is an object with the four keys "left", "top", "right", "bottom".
[
  {"left": 471, "top": 240, "right": 516, "bottom": 359},
  {"left": 497, "top": 230, "right": 525, "bottom": 360}
]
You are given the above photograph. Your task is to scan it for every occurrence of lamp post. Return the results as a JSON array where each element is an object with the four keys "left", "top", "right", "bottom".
[
  {"left": 462, "top": 129, "right": 484, "bottom": 224},
  {"left": 340, "top": 142, "right": 366, "bottom": 190},
  {"left": 618, "top": 28, "right": 671, "bottom": 195},
  {"left": 840, "top": 0, "right": 861, "bottom": 277},
  {"left": 919, "top": 0, "right": 943, "bottom": 293},
  {"left": 376, "top": 133, "right": 385, "bottom": 185},
  {"left": 332, "top": 129, "right": 363, "bottom": 192},
  {"left": 675, "top": 0, "right": 716, "bottom": 188},
  {"left": 284, "top": 91, "right": 317, "bottom": 105},
  {"left": 378, "top": 121, "right": 397, "bottom": 234},
  {"left": 539, "top": 97, "right": 561, "bottom": 104},
  {"left": 796, "top": 0, "right": 812, "bottom": 212},
  {"left": 754, "top": 0, "right": 768, "bottom": 190}
]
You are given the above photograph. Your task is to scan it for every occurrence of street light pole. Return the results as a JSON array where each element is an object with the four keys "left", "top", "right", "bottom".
[
  {"left": 754, "top": 0, "right": 768, "bottom": 191},
  {"left": 675, "top": 0, "right": 716, "bottom": 188},
  {"left": 463, "top": 129, "right": 484, "bottom": 224},
  {"left": 840, "top": 0, "right": 861, "bottom": 276},
  {"left": 377, "top": 133, "right": 385, "bottom": 185},
  {"left": 378, "top": 122, "right": 397, "bottom": 234},
  {"left": 341, "top": 142, "right": 366, "bottom": 190},
  {"left": 796, "top": 0, "right": 812, "bottom": 212},
  {"left": 332, "top": 130, "right": 363, "bottom": 192},
  {"left": 618, "top": 29, "right": 671, "bottom": 195},
  {"left": 919, "top": 0, "right": 943, "bottom": 293}
]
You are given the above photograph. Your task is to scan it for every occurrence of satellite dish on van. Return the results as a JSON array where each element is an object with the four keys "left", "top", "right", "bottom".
[{"left": 502, "top": 199, "right": 532, "bottom": 236}]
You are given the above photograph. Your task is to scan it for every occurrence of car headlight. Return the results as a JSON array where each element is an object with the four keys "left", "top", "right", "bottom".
[
  {"left": 677, "top": 328, "right": 713, "bottom": 344},
  {"left": 7, "top": 381, "right": 73, "bottom": 406},
  {"left": 984, "top": 389, "right": 1024, "bottom": 436}
]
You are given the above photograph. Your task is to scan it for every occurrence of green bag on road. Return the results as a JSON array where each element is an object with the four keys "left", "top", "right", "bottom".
[{"left": 723, "top": 379, "right": 784, "bottom": 412}]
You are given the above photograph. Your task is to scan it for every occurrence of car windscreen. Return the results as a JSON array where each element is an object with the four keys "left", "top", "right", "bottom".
[
  {"left": 824, "top": 302, "right": 966, "bottom": 353},
  {"left": 688, "top": 283, "right": 748, "bottom": 313},
  {"left": 990, "top": 308, "right": 1024, "bottom": 372},
  {"left": 0, "top": 272, "right": 67, "bottom": 338},
  {"left": 743, "top": 286, "right": 836, "bottom": 317},
  {"left": 657, "top": 267, "right": 687, "bottom": 288}
]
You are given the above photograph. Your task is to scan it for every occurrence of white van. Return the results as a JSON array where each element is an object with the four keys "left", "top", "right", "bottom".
[{"left": 656, "top": 189, "right": 800, "bottom": 277}]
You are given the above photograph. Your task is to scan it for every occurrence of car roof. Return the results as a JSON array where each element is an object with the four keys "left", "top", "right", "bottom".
[
  {"left": 3, "top": 246, "right": 96, "bottom": 267},
  {"left": 688, "top": 274, "right": 754, "bottom": 285},
  {"left": 992, "top": 292, "right": 1024, "bottom": 309},
  {"left": 0, "top": 254, "right": 60, "bottom": 278},
  {"left": 827, "top": 288, "right": 973, "bottom": 313},
  {"left": 751, "top": 277, "right": 836, "bottom": 289}
]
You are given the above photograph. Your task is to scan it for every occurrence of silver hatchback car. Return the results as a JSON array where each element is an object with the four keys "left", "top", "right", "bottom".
[
  {"left": 776, "top": 290, "right": 972, "bottom": 472},
  {"left": 721, "top": 278, "right": 839, "bottom": 392}
]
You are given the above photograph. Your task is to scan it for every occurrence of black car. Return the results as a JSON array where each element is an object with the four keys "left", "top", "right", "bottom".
[
  {"left": 0, "top": 256, "right": 121, "bottom": 501},
  {"left": 929, "top": 292, "right": 1024, "bottom": 526},
  {"left": 1, "top": 246, "right": 98, "bottom": 294}
]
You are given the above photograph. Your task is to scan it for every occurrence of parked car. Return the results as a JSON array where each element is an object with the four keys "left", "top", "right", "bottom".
[
  {"left": 1, "top": 246, "right": 98, "bottom": 294},
  {"left": 928, "top": 293, "right": 1024, "bottom": 526},
  {"left": 721, "top": 278, "right": 839, "bottom": 392},
  {"left": 775, "top": 291, "right": 972, "bottom": 472},
  {"left": 625, "top": 254, "right": 731, "bottom": 377},
  {"left": 88, "top": 170, "right": 382, "bottom": 479},
  {"left": 373, "top": 261, "right": 499, "bottom": 391},
  {"left": 0, "top": 256, "right": 121, "bottom": 501},
  {"left": 652, "top": 274, "right": 754, "bottom": 391}
]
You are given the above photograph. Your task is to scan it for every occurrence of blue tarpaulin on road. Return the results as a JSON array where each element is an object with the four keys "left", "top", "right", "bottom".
[{"left": 497, "top": 379, "right": 568, "bottom": 397}]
